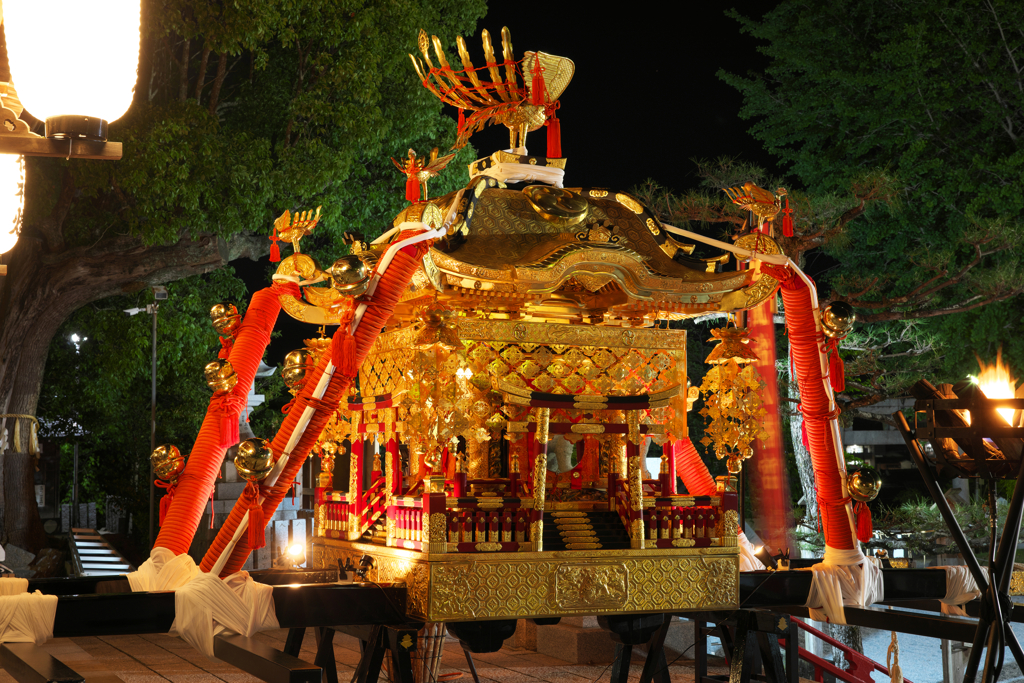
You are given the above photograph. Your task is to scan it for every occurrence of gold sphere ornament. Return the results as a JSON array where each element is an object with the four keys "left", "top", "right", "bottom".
[
  {"left": 330, "top": 255, "right": 370, "bottom": 297},
  {"left": 234, "top": 438, "right": 275, "bottom": 482},
  {"left": 152, "top": 444, "right": 186, "bottom": 481},
  {"left": 210, "top": 303, "right": 241, "bottom": 337},
  {"left": 848, "top": 467, "right": 882, "bottom": 503},
  {"left": 281, "top": 349, "right": 315, "bottom": 391},
  {"left": 822, "top": 302, "right": 856, "bottom": 339},
  {"left": 204, "top": 358, "right": 238, "bottom": 393}
]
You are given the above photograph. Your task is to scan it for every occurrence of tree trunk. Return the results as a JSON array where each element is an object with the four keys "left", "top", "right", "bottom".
[
  {"left": 825, "top": 623, "right": 863, "bottom": 669},
  {"left": 0, "top": 227, "right": 267, "bottom": 550},
  {"left": 789, "top": 347, "right": 819, "bottom": 539}
]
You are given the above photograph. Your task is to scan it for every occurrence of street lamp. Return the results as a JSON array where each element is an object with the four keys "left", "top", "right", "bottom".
[{"left": 3, "top": 0, "right": 141, "bottom": 141}]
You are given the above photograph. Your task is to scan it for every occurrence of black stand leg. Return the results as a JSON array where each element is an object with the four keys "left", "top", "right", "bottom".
[
  {"left": 285, "top": 627, "right": 306, "bottom": 657},
  {"left": 352, "top": 625, "right": 386, "bottom": 683},
  {"left": 462, "top": 642, "right": 481, "bottom": 683},
  {"left": 315, "top": 627, "right": 337, "bottom": 683},
  {"left": 755, "top": 632, "right": 785, "bottom": 683},
  {"left": 729, "top": 612, "right": 758, "bottom": 683},
  {"left": 695, "top": 618, "right": 709, "bottom": 683},
  {"left": 386, "top": 626, "right": 417, "bottom": 683},
  {"left": 639, "top": 616, "right": 672, "bottom": 683},
  {"left": 611, "top": 643, "right": 633, "bottom": 683}
]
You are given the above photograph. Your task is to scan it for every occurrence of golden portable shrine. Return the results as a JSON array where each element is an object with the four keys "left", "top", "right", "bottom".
[{"left": 251, "top": 27, "right": 794, "bottom": 623}]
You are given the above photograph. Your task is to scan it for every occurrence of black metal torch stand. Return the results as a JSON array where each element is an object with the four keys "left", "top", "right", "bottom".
[{"left": 895, "top": 388, "right": 1024, "bottom": 683}]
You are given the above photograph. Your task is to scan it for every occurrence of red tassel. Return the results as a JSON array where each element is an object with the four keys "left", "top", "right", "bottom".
[
  {"left": 531, "top": 58, "right": 546, "bottom": 105},
  {"left": 854, "top": 501, "right": 872, "bottom": 543},
  {"left": 457, "top": 108, "right": 466, "bottom": 132},
  {"left": 800, "top": 417, "right": 810, "bottom": 451},
  {"left": 827, "top": 339, "right": 845, "bottom": 392},
  {"left": 547, "top": 110, "right": 561, "bottom": 158},
  {"left": 158, "top": 483, "right": 175, "bottom": 526},
  {"left": 247, "top": 481, "right": 266, "bottom": 549},
  {"left": 269, "top": 229, "right": 281, "bottom": 263},
  {"left": 782, "top": 195, "right": 794, "bottom": 237},
  {"left": 405, "top": 175, "right": 420, "bottom": 203}
]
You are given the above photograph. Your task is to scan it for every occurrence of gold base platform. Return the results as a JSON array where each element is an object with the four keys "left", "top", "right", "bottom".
[{"left": 313, "top": 539, "right": 738, "bottom": 622}]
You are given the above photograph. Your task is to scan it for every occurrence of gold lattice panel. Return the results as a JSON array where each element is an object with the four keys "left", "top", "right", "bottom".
[{"left": 358, "top": 319, "right": 688, "bottom": 436}]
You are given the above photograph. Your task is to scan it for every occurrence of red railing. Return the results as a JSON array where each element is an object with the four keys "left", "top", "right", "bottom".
[{"left": 779, "top": 618, "right": 912, "bottom": 683}]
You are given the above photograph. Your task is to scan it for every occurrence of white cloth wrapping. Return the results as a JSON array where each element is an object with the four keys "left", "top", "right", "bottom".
[
  {"left": 127, "top": 546, "right": 200, "bottom": 592},
  {"left": 0, "top": 592, "right": 58, "bottom": 644},
  {"left": 938, "top": 565, "right": 981, "bottom": 616},
  {"left": 475, "top": 162, "right": 565, "bottom": 188},
  {"left": 737, "top": 531, "right": 766, "bottom": 572},
  {"left": 0, "top": 578, "right": 28, "bottom": 596},
  {"left": 129, "top": 548, "right": 279, "bottom": 658},
  {"left": 173, "top": 571, "right": 279, "bottom": 657},
  {"left": 804, "top": 546, "right": 884, "bottom": 624}
]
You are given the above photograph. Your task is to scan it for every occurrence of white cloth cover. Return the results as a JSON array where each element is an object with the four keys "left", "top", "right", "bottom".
[
  {"left": 804, "top": 545, "right": 884, "bottom": 624},
  {"left": 737, "top": 531, "right": 766, "bottom": 572},
  {"left": 172, "top": 571, "right": 279, "bottom": 657},
  {"left": 0, "top": 592, "right": 58, "bottom": 644},
  {"left": 0, "top": 578, "right": 28, "bottom": 595},
  {"left": 128, "top": 546, "right": 200, "bottom": 592},
  {"left": 129, "top": 548, "right": 278, "bottom": 658},
  {"left": 938, "top": 565, "right": 981, "bottom": 616},
  {"left": 475, "top": 162, "right": 565, "bottom": 188}
]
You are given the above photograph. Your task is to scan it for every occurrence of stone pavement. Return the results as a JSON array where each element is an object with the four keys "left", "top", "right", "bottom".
[{"left": 0, "top": 627, "right": 729, "bottom": 683}]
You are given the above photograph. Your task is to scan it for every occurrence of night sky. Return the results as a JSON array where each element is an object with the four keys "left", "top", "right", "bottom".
[{"left": 242, "top": 2, "right": 782, "bottom": 367}]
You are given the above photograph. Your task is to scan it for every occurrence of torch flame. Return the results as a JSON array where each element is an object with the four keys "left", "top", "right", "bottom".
[{"left": 971, "top": 348, "right": 1019, "bottom": 426}]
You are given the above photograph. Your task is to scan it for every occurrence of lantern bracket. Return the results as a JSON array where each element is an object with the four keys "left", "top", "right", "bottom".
[{"left": 0, "top": 105, "right": 122, "bottom": 161}]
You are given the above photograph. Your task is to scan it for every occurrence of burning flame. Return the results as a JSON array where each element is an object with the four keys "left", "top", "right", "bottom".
[{"left": 970, "top": 348, "right": 1019, "bottom": 425}]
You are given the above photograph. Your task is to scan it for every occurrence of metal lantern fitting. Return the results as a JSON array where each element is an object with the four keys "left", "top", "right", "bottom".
[
  {"left": 204, "top": 358, "right": 238, "bottom": 393},
  {"left": 234, "top": 438, "right": 275, "bottom": 482},
  {"left": 210, "top": 303, "right": 241, "bottom": 337},
  {"left": 822, "top": 301, "right": 856, "bottom": 339},
  {"left": 848, "top": 467, "right": 882, "bottom": 503},
  {"left": 151, "top": 444, "right": 185, "bottom": 482},
  {"left": 4, "top": 0, "right": 141, "bottom": 140}
]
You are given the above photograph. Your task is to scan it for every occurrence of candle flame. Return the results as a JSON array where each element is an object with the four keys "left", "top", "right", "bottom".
[{"left": 971, "top": 348, "right": 1018, "bottom": 425}]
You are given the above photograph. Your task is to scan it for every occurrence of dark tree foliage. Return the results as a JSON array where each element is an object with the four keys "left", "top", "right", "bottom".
[{"left": 2, "top": 0, "right": 486, "bottom": 551}]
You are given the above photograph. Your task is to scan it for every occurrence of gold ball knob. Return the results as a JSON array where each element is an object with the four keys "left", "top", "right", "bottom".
[
  {"left": 282, "top": 349, "right": 315, "bottom": 391},
  {"left": 330, "top": 255, "right": 370, "bottom": 297},
  {"left": 210, "top": 302, "right": 241, "bottom": 336},
  {"left": 822, "top": 302, "right": 856, "bottom": 339},
  {"left": 234, "top": 438, "right": 275, "bottom": 482},
  {"left": 848, "top": 467, "right": 882, "bottom": 503},
  {"left": 204, "top": 359, "right": 238, "bottom": 393},
  {"left": 152, "top": 444, "right": 185, "bottom": 481},
  {"left": 727, "top": 456, "right": 743, "bottom": 474}
]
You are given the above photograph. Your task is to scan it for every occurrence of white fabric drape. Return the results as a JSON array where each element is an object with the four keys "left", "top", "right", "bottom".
[
  {"left": 475, "top": 162, "right": 564, "bottom": 188},
  {"left": 938, "top": 565, "right": 981, "bottom": 616},
  {"left": 0, "top": 578, "right": 28, "bottom": 596},
  {"left": 172, "top": 571, "right": 279, "bottom": 657},
  {"left": 804, "top": 546, "right": 884, "bottom": 624},
  {"left": 127, "top": 546, "right": 200, "bottom": 592},
  {"left": 737, "top": 531, "right": 766, "bottom": 571},
  {"left": 0, "top": 592, "right": 58, "bottom": 644}
]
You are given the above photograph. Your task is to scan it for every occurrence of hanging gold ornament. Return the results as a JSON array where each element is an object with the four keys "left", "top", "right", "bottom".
[
  {"left": 412, "top": 300, "right": 462, "bottom": 351},
  {"left": 210, "top": 303, "right": 241, "bottom": 337},
  {"left": 698, "top": 326, "right": 768, "bottom": 474},
  {"left": 204, "top": 359, "right": 238, "bottom": 393},
  {"left": 151, "top": 444, "right": 185, "bottom": 482},
  {"left": 848, "top": 467, "right": 882, "bottom": 503},
  {"left": 282, "top": 349, "right": 316, "bottom": 393},
  {"left": 234, "top": 438, "right": 275, "bottom": 482},
  {"left": 330, "top": 255, "right": 371, "bottom": 297}
]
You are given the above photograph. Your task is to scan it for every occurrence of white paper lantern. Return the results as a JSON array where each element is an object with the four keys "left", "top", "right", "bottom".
[
  {"left": 0, "top": 155, "right": 24, "bottom": 254},
  {"left": 4, "top": 0, "right": 141, "bottom": 140}
]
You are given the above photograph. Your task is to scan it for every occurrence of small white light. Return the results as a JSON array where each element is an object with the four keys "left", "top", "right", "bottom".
[
  {"left": 287, "top": 543, "right": 304, "bottom": 558},
  {"left": 70, "top": 333, "right": 80, "bottom": 343},
  {"left": 0, "top": 156, "right": 25, "bottom": 254}
]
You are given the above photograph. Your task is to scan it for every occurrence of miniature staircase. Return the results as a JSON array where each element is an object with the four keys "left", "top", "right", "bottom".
[
  {"left": 360, "top": 515, "right": 388, "bottom": 545},
  {"left": 69, "top": 528, "right": 134, "bottom": 577},
  {"left": 542, "top": 511, "right": 631, "bottom": 550}
]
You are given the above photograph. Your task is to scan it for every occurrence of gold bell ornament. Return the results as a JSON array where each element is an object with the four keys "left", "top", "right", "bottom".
[
  {"left": 210, "top": 302, "right": 241, "bottom": 337},
  {"left": 821, "top": 301, "right": 856, "bottom": 393},
  {"left": 330, "top": 255, "right": 371, "bottom": 298},
  {"left": 234, "top": 438, "right": 275, "bottom": 548},
  {"left": 151, "top": 444, "right": 186, "bottom": 526},
  {"left": 282, "top": 349, "right": 316, "bottom": 394},
  {"left": 204, "top": 358, "right": 238, "bottom": 394},
  {"left": 698, "top": 326, "right": 768, "bottom": 474},
  {"left": 848, "top": 466, "right": 882, "bottom": 543}
]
